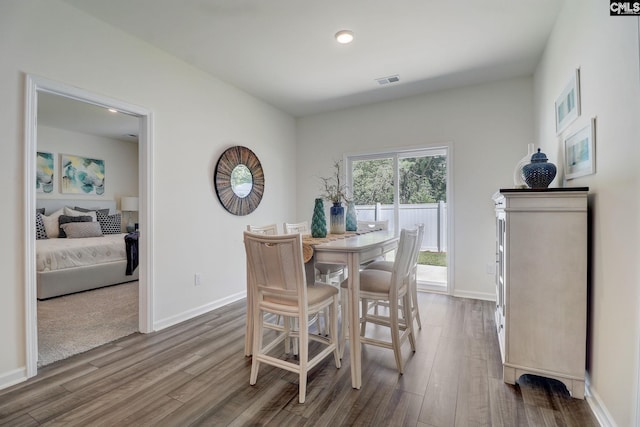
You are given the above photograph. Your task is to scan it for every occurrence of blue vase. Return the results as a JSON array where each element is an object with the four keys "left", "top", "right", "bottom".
[
  {"left": 329, "top": 202, "right": 345, "bottom": 234},
  {"left": 523, "top": 148, "right": 557, "bottom": 189},
  {"left": 345, "top": 201, "right": 357, "bottom": 232},
  {"left": 311, "top": 198, "right": 327, "bottom": 238}
]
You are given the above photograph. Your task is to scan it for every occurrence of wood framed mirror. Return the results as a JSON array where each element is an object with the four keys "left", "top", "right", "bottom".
[{"left": 214, "top": 146, "right": 264, "bottom": 216}]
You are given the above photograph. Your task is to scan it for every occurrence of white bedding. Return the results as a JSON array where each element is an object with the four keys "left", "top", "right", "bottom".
[{"left": 36, "top": 234, "right": 129, "bottom": 273}]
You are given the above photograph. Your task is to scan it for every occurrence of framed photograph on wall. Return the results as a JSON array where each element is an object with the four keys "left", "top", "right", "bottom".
[
  {"left": 564, "top": 117, "right": 595, "bottom": 180},
  {"left": 60, "top": 154, "right": 105, "bottom": 195},
  {"left": 555, "top": 68, "right": 581, "bottom": 134},
  {"left": 36, "top": 151, "right": 55, "bottom": 193}
]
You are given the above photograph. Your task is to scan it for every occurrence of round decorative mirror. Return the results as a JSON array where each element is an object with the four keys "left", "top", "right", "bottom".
[
  {"left": 230, "top": 164, "right": 253, "bottom": 198},
  {"left": 214, "top": 146, "right": 264, "bottom": 215}
]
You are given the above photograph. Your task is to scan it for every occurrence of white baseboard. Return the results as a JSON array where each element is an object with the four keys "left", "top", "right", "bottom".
[
  {"left": 153, "top": 291, "right": 246, "bottom": 331},
  {"left": 0, "top": 367, "right": 28, "bottom": 392},
  {"left": 453, "top": 289, "right": 495, "bottom": 301},
  {"left": 585, "top": 373, "right": 617, "bottom": 427}
]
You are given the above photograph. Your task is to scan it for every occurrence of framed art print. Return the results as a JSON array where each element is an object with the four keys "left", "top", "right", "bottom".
[
  {"left": 555, "top": 69, "right": 581, "bottom": 134},
  {"left": 36, "top": 151, "right": 54, "bottom": 193},
  {"left": 60, "top": 154, "right": 105, "bottom": 195},
  {"left": 564, "top": 118, "right": 595, "bottom": 180}
]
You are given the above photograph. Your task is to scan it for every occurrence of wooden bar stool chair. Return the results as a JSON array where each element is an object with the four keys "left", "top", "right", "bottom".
[
  {"left": 364, "top": 223, "right": 425, "bottom": 330},
  {"left": 340, "top": 228, "right": 418, "bottom": 374},
  {"left": 244, "top": 231, "right": 341, "bottom": 403}
]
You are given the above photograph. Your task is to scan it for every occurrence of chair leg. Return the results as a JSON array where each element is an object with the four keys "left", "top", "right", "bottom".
[
  {"left": 390, "top": 297, "right": 404, "bottom": 374},
  {"left": 340, "top": 290, "right": 348, "bottom": 359},
  {"left": 298, "top": 315, "right": 308, "bottom": 404},
  {"left": 250, "top": 308, "right": 264, "bottom": 385},
  {"left": 360, "top": 298, "right": 368, "bottom": 337},
  {"left": 411, "top": 274, "right": 422, "bottom": 330},
  {"left": 284, "top": 316, "right": 292, "bottom": 354},
  {"left": 330, "top": 295, "right": 342, "bottom": 368},
  {"left": 403, "top": 293, "right": 416, "bottom": 352}
]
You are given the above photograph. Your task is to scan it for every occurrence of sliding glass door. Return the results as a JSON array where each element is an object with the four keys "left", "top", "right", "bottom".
[{"left": 347, "top": 146, "right": 449, "bottom": 292}]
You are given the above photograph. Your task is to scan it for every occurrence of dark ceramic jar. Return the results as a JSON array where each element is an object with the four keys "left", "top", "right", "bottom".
[{"left": 523, "top": 148, "right": 557, "bottom": 189}]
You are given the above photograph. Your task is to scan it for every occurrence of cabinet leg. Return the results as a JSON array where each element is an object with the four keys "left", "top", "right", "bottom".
[
  {"left": 503, "top": 366, "right": 516, "bottom": 385},
  {"left": 570, "top": 379, "right": 585, "bottom": 399}
]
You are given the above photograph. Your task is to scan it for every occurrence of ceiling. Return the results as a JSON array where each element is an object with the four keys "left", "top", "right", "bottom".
[
  {"left": 60, "top": 0, "right": 565, "bottom": 118},
  {"left": 38, "top": 91, "right": 140, "bottom": 143}
]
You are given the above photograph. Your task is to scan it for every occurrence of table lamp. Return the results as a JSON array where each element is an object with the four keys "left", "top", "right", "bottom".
[{"left": 121, "top": 196, "right": 139, "bottom": 232}]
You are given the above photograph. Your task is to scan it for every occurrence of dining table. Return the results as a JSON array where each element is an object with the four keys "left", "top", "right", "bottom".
[{"left": 244, "top": 229, "right": 399, "bottom": 390}]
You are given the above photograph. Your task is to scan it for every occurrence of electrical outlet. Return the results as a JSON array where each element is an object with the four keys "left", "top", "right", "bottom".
[
  {"left": 486, "top": 263, "right": 495, "bottom": 275},
  {"left": 194, "top": 273, "right": 201, "bottom": 286}
]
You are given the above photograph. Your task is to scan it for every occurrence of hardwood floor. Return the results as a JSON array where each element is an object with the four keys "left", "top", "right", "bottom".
[{"left": 0, "top": 293, "right": 598, "bottom": 426}]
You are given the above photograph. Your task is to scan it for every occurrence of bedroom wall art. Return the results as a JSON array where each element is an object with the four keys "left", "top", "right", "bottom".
[
  {"left": 36, "top": 151, "right": 54, "bottom": 193},
  {"left": 60, "top": 154, "right": 105, "bottom": 195}
]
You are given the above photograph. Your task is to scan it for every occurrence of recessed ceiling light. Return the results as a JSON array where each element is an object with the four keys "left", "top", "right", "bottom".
[
  {"left": 335, "top": 30, "right": 354, "bottom": 44},
  {"left": 108, "top": 108, "right": 118, "bottom": 113}
]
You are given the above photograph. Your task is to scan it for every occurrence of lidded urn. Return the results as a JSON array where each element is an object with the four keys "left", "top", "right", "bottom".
[{"left": 522, "top": 148, "right": 557, "bottom": 189}]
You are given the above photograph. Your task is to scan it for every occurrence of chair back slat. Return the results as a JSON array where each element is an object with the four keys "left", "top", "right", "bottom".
[
  {"left": 247, "top": 223, "right": 279, "bottom": 235},
  {"left": 283, "top": 221, "right": 310, "bottom": 234},
  {"left": 244, "top": 231, "right": 306, "bottom": 299},
  {"left": 389, "top": 228, "right": 419, "bottom": 298}
]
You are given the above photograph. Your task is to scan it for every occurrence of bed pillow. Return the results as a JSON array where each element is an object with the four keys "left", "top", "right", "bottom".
[
  {"left": 64, "top": 206, "right": 97, "bottom": 222},
  {"left": 96, "top": 211, "right": 122, "bottom": 234},
  {"left": 60, "top": 221, "right": 104, "bottom": 238},
  {"left": 73, "top": 206, "right": 110, "bottom": 216},
  {"left": 41, "top": 208, "right": 64, "bottom": 238},
  {"left": 58, "top": 215, "right": 92, "bottom": 238},
  {"left": 35, "top": 212, "right": 48, "bottom": 240}
]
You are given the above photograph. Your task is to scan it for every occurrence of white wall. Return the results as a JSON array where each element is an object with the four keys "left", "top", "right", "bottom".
[
  {"left": 0, "top": 0, "right": 296, "bottom": 384},
  {"left": 534, "top": 1, "right": 640, "bottom": 425},
  {"left": 37, "top": 125, "right": 139, "bottom": 206},
  {"left": 296, "top": 77, "right": 534, "bottom": 300}
]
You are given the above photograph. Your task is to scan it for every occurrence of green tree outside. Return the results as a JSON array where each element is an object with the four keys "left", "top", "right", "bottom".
[{"left": 352, "top": 156, "right": 446, "bottom": 205}]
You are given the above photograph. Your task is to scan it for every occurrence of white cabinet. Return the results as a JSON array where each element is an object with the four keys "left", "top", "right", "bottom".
[{"left": 492, "top": 188, "right": 588, "bottom": 399}]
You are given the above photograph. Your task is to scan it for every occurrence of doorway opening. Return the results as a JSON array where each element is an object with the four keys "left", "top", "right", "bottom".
[
  {"left": 24, "top": 75, "right": 154, "bottom": 377},
  {"left": 346, "top": 145, "right": 451, "bottom": 293}
]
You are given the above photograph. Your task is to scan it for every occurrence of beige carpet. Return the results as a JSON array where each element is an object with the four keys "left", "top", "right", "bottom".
[{"left": 37, "top": 281, "right": 138, "bottom": 367}]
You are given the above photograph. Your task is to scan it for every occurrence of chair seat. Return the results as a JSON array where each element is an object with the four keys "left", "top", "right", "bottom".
[
  {"left": 341, "top": 269, "right": 393, "bottom": 294},
  {"left": 364, "top": 260, "right": 393, "bottom": 272},
  {"left": 265, "top": 283, "right": 338, "bottom": 306}
]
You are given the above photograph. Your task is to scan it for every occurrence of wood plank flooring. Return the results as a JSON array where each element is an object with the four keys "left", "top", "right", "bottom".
[{"left": 0, "top": 293, "right": 598, "bottom": 426}]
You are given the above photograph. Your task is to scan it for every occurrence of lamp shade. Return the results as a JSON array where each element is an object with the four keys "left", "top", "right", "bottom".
[{"left": 121, "top": 196, "right": 139, "bottom": 212}]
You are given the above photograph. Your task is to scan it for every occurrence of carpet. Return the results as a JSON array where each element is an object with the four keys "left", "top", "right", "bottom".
[{"left": 37, "top": 281, "right": 138, "bottom": 367}]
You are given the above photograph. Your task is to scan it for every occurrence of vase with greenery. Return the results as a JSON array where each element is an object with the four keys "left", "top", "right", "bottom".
[{"left": 320, "top": 160, "right": 348, "bottom": 234}]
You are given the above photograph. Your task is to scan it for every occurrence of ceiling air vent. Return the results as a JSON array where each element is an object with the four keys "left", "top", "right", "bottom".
[{"left": 375, "top": 75, "right": 400, "bottom": 85}]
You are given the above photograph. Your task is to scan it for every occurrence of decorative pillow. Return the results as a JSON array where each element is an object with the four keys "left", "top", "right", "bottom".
[
  {"left": 35, "top": 212, "right": 48, "bottom": 240},
  {"left": 36, "top": 207, "right": 45, "bottom": 215},
  {"left": 61, "top": 222, "right": 104, "bottom": 238},
  {"left": 41, "top": 208, "right": 64, "bottom": 238},
  {"left": 64, "top": 207, "right": 97, "bottom": 222},
  {"left": 58, "top": 215, "right": 93, "bottom": 238},
  {"left": 97, "top": 211, "right": 122, "bottom": 234},
  {"left": 73, "top": 206, "right": 110, "bottom": 216}
]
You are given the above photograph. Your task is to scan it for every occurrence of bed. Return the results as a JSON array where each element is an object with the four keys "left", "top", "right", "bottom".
[{"left": 35, "top": 199, "right": 139, "bottom": 300}]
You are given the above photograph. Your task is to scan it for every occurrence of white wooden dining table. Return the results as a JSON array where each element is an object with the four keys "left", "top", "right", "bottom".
[{"left": 244, "top": 229, "right": 398, "bottom": 390}]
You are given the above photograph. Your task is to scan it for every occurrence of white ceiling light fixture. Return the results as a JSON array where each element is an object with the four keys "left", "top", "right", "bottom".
[{"left": 335, "top": 30, "right": 354, "bottom": 44}]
